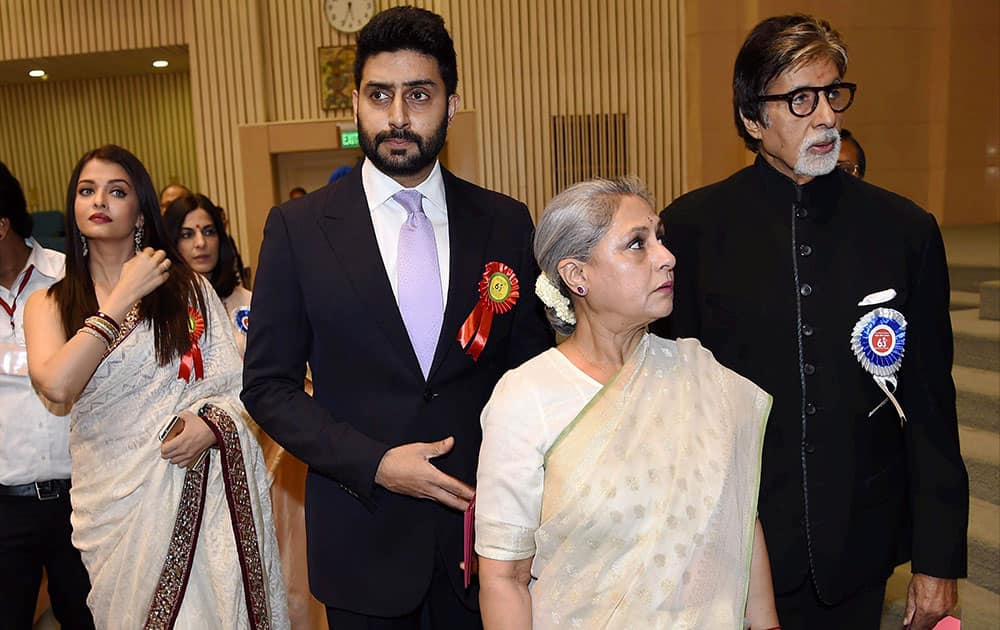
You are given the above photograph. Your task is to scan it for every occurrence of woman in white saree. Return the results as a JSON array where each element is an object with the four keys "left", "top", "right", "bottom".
[
  {"left": 475, "top": 178, "right": 780, "bottom": 629},
  {"left": 24, "top": 145, "right": 288, "bottom": 629}
]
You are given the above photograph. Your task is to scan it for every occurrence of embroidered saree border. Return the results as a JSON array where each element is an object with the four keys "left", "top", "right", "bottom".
[
  {"left": 142, "top": 404, "right": 271, "bottom": 629},
  {"left": 142, "top": 453, "right": 209, "bottom": 629},
  {"left": 104, "top": 303, "right": 141, "bottom": 357},
  {"left": 201, "top": 403, "right": 271, "bottom": 629}
]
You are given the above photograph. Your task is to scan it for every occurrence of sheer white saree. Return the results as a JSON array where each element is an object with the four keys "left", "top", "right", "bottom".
[
  {"left": 478, "top": 335, "right": 770, "bottom": 629},
  {"left": 68, "top": 287, "right": 289, "bottom": 629}
]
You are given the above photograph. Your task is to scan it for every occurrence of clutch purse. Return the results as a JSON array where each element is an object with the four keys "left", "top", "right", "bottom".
[{"left": 463, "top": 493, "right": 476, "bottom": 588}]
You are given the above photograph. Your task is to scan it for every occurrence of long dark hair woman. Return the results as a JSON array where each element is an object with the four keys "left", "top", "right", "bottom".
[
  {"left": 24, "top": 145, "right": 289, "bottom": 628},
  {"left": 164, "top": 193, "right": 253, "bottom": 355}
]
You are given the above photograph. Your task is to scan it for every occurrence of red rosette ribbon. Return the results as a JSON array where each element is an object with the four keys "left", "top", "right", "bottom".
[
  {"left": 178, "top": 306, "right": 206, "bottom": 382},
  {"left": 457, "top": 262, "right": 519, "bottom": 361}
]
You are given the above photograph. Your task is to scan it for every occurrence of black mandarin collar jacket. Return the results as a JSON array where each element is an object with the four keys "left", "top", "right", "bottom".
[{"left": 653, "top": 155, "right": 968, "bottom": 604}]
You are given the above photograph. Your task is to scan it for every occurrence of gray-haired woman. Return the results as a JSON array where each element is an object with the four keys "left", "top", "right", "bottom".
[{"left": 474, "top": 177, "right": 780, "bottom": 629}]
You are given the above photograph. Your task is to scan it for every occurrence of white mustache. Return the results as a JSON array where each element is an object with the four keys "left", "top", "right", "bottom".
[{"left": 805, "top": 129, "right": 839, "bottom": 148}]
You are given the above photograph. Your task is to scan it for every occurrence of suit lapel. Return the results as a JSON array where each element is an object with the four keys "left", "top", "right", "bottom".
[
  {"left": 317, "top": 171, "right": 421, "bottom": 373},
  {"left": 427, "top": 170, "right": 493, "bottom": 380}
]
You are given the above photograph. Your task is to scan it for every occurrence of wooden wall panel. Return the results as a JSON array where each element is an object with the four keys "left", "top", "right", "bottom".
[
  {"left": 234, "top": 0, "right": 685, "bottom": 215},
  {"left": 0, "top": 72, "right": 197, "bottom": 212},
  {"left": 1, "top": 0, "right": 686, "bottom": 250},
  {"left": 185, "top": 0, "right": 269, "bottom": 254},
  {"left": 0, "top": 0, "right": 185, "bottom": 61}
]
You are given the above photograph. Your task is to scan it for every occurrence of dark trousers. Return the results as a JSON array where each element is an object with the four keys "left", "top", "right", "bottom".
[
  {"left": 775, "top": 575, "right": 886, "bottom": 630},
  {"left": 326, "top": 544, "right": 482, "bottom": 630},
  {"left": 0, "top": 493, "right": 95, "bottom": 630}
]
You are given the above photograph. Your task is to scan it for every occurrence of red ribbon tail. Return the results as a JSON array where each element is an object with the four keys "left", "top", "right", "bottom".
[
  {"left": 177, "top": 344, "right": 204, "bottom": 382},
  {"left": 191, "top": 344, "right": 204, "bottom": 380},
  {"left": 466, "top": 311, "right": 493, "bottom": 361},
  {"left": 458, "top": 305, "right": 484, "bottom": 351},
  {"left": 178, "top": 354, "right": 193, "bottom": 382}
]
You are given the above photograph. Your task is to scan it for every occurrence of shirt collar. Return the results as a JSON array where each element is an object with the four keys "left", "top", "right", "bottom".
[
  {"left": 24, "top": 237, "right": 66, "bottom": 280},
  {"left": 361, "top": 158, "right": 447, "bottom": 218}
]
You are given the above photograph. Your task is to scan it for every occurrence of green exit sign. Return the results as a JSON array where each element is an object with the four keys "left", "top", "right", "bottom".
[{"left": 341, "top": 130, "right": 359, "bottom": 148}]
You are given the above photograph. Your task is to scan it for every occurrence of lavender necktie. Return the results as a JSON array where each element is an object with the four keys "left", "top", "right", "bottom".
[{"left": 394, "top": 189, "right": 443, "bottom": 378}]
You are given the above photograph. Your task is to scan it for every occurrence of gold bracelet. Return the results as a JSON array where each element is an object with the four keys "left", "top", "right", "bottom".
[
  {"left": 78, "top": 325, "right": 111, "bottom": 348},
  {"left": 94, "top": 311, "right": 121, "bottom": 334},
  {"left": 84, "top": 316, "right": 118, "bottom": 342}
]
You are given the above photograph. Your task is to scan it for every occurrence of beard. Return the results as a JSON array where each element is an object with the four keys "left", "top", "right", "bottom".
[
  {"left": 794, "top": 129, "right": 841, "bottom": 177},
  {"left": 358, "top": 111, "right": 449, "bottom": 178}
]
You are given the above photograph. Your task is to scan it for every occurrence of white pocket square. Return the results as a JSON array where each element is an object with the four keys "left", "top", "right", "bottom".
[{"left": 858, "top": 288, "right": 897, "bottom": 306}]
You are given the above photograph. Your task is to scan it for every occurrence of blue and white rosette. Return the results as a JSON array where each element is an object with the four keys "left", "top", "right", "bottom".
[
  {"left": 850, "top": 307, "right": 907, "bottom": 425},
  {"left": 234, "top": 306, "right": 250, "bottom": 335}
]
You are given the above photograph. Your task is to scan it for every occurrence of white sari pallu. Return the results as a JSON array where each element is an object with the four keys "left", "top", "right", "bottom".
[
  {"left": 68, "top": 285, "right": 289, "bottom": 629},
  {"left": 533, "top": 336, "right": 771, "bottom": 629}
]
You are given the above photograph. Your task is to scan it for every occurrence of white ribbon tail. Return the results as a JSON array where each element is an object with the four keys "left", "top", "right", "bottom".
[{"left": 873, "top": 376, "right": 906, "bottom": 426}]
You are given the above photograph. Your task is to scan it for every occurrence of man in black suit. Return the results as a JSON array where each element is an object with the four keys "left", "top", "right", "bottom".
[
  {"left": 651, "top": 15, "right": 967, "bottom": 630},
  {"left": 242, "top": 6, "right": 551, "bottom": 629}
]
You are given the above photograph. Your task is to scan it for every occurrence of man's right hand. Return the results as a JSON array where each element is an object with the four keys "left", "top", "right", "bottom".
[{"left": 374, "top": 436, "right": 475, "bottom": 511}]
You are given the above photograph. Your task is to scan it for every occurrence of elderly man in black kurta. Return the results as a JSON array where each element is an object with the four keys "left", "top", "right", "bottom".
[{"left": 651, "top": 15, "right": 968, "bottom": 630}]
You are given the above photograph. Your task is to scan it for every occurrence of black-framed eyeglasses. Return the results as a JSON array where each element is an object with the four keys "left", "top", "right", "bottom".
[{"left": 758, "top": 82, "right": 857, "bottom": 117}]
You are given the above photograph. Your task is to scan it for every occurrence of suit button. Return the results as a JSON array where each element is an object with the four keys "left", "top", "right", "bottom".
[
  {"left": 799, "top": 244, "right": 813, "bottom": 257},
  {"left": 799, "top": 284, "right": 813, "bottom": 297},
  {"left": 805, "top": 403, "right": 816, "bottom": 415},
  {"left": 804, "top": 441, "right": 816, "bottom": 454},
  {"left": 803, "top": 363, "right": 815, "bottom": 375},
  {"left": 423, "top": 389, "right": 435, "bottom": 402},
  {"left": 795, "top": 205, "right": 809, "bottom": 219},
  {"left": 802, "top": 323, "right": 814, "bottom": 336}
]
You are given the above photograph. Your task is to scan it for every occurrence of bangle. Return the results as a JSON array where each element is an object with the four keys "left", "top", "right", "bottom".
[
  {"left": 91, "top": 312, "right": 121, "bottom": 336},
  {"left": 94, "top": 311, "right": 121, "bottom": 332},
  {"left": 84, "top": 316, "right": 118, "bottom": 343},
  {"left": 78, "top": 325, "right": 111, "bottom": 348}
]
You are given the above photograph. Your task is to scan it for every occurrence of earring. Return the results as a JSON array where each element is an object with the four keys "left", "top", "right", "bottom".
[
  {"left": 80, "top": 234, "right": 89, "bottom": 257},
  {"left": 134, "top": 225, "right": 144, "bottom": 253},
  {"left": 576, "top": 286, "right": 587, "bottom": 295}
]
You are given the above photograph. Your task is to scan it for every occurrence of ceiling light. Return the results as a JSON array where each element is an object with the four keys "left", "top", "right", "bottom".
[
  {"left": 152, "top": 60, "right": 169, "bottom": 68},
  {"left": 28, "top": 69, "right": 46, "bottom": 78}
]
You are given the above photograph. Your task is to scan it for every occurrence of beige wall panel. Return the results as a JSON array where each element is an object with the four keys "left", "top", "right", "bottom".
[
  {"left": 0, "top": 0, "right": 185, "bottom": 60},
  {"left": 247, "top": 0, "right": 684, "bottom": 216},
  {"left": 0, "top": 71, "right": 197, "bottom": 212},
  {"left": 186, "top": 0, "right": 269, "bottom": 256}
]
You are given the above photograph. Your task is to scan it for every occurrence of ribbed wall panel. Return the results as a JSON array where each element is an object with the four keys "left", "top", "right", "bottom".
[
  {"left": 1, "top": 0, "right": 685, "bottom": 246},
  {"left": 185, "top": 0, "right": 268, "bottom": 252},
  {"left": 0, "top": 72, "right": 197, "bottom": 212},
  {"left": 250, "top": 0, "right": 685, "bottom": 214},
  {"left": 0, "top": 0, "right": 185, "bottom": 60}
]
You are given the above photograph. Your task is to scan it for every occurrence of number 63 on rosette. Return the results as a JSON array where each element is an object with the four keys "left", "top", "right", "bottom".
[
  {"left": 457, "top": 262, "right": 519, "bottom": 361},
  {"left": 850, "top": 307, "right": 907, "bottom": 426}
]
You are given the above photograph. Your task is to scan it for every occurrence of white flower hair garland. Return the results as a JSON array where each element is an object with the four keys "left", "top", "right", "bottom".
[{"left": 535, "top": 273, "right": 576, "bottom": 325}]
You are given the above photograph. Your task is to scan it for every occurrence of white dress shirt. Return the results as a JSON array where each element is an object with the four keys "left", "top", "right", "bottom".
[
  {"left": 361, "top": 158, "right": 450, "bottom": 302},
  {"left": 0, "top": 238, "right": 69, "bottom": 485}
]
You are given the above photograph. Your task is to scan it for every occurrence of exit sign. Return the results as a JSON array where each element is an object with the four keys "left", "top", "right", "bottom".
[{"left": 341, "top": 130, "right": 359, "bottom": 148}]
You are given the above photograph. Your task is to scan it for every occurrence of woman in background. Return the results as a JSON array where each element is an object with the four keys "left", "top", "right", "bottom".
[
  {"left": 24, "top": 144, "right": 288, "bottom": 629},
  {"left": 163, "top": 193, "right": 252, "bottom": 355},
  {"left": 165, "top": 192, "right": 327, "bottom": 629}
]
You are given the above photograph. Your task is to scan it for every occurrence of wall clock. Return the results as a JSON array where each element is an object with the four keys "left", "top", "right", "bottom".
[{"left": 325, "top": 0, "right": 374, "bottom": 33}]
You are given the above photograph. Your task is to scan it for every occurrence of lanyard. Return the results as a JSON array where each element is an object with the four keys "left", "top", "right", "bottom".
[{"left": 0, "top": 264, "right": 35, "bottom": 330}]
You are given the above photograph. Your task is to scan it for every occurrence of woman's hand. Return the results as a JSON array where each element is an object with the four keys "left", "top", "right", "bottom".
[
  {"left": 111, "top": 248, "right": 171, "bottom": 305},
  {"left": 160, "top": 410, "right": 217, "bottom": 468}
]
